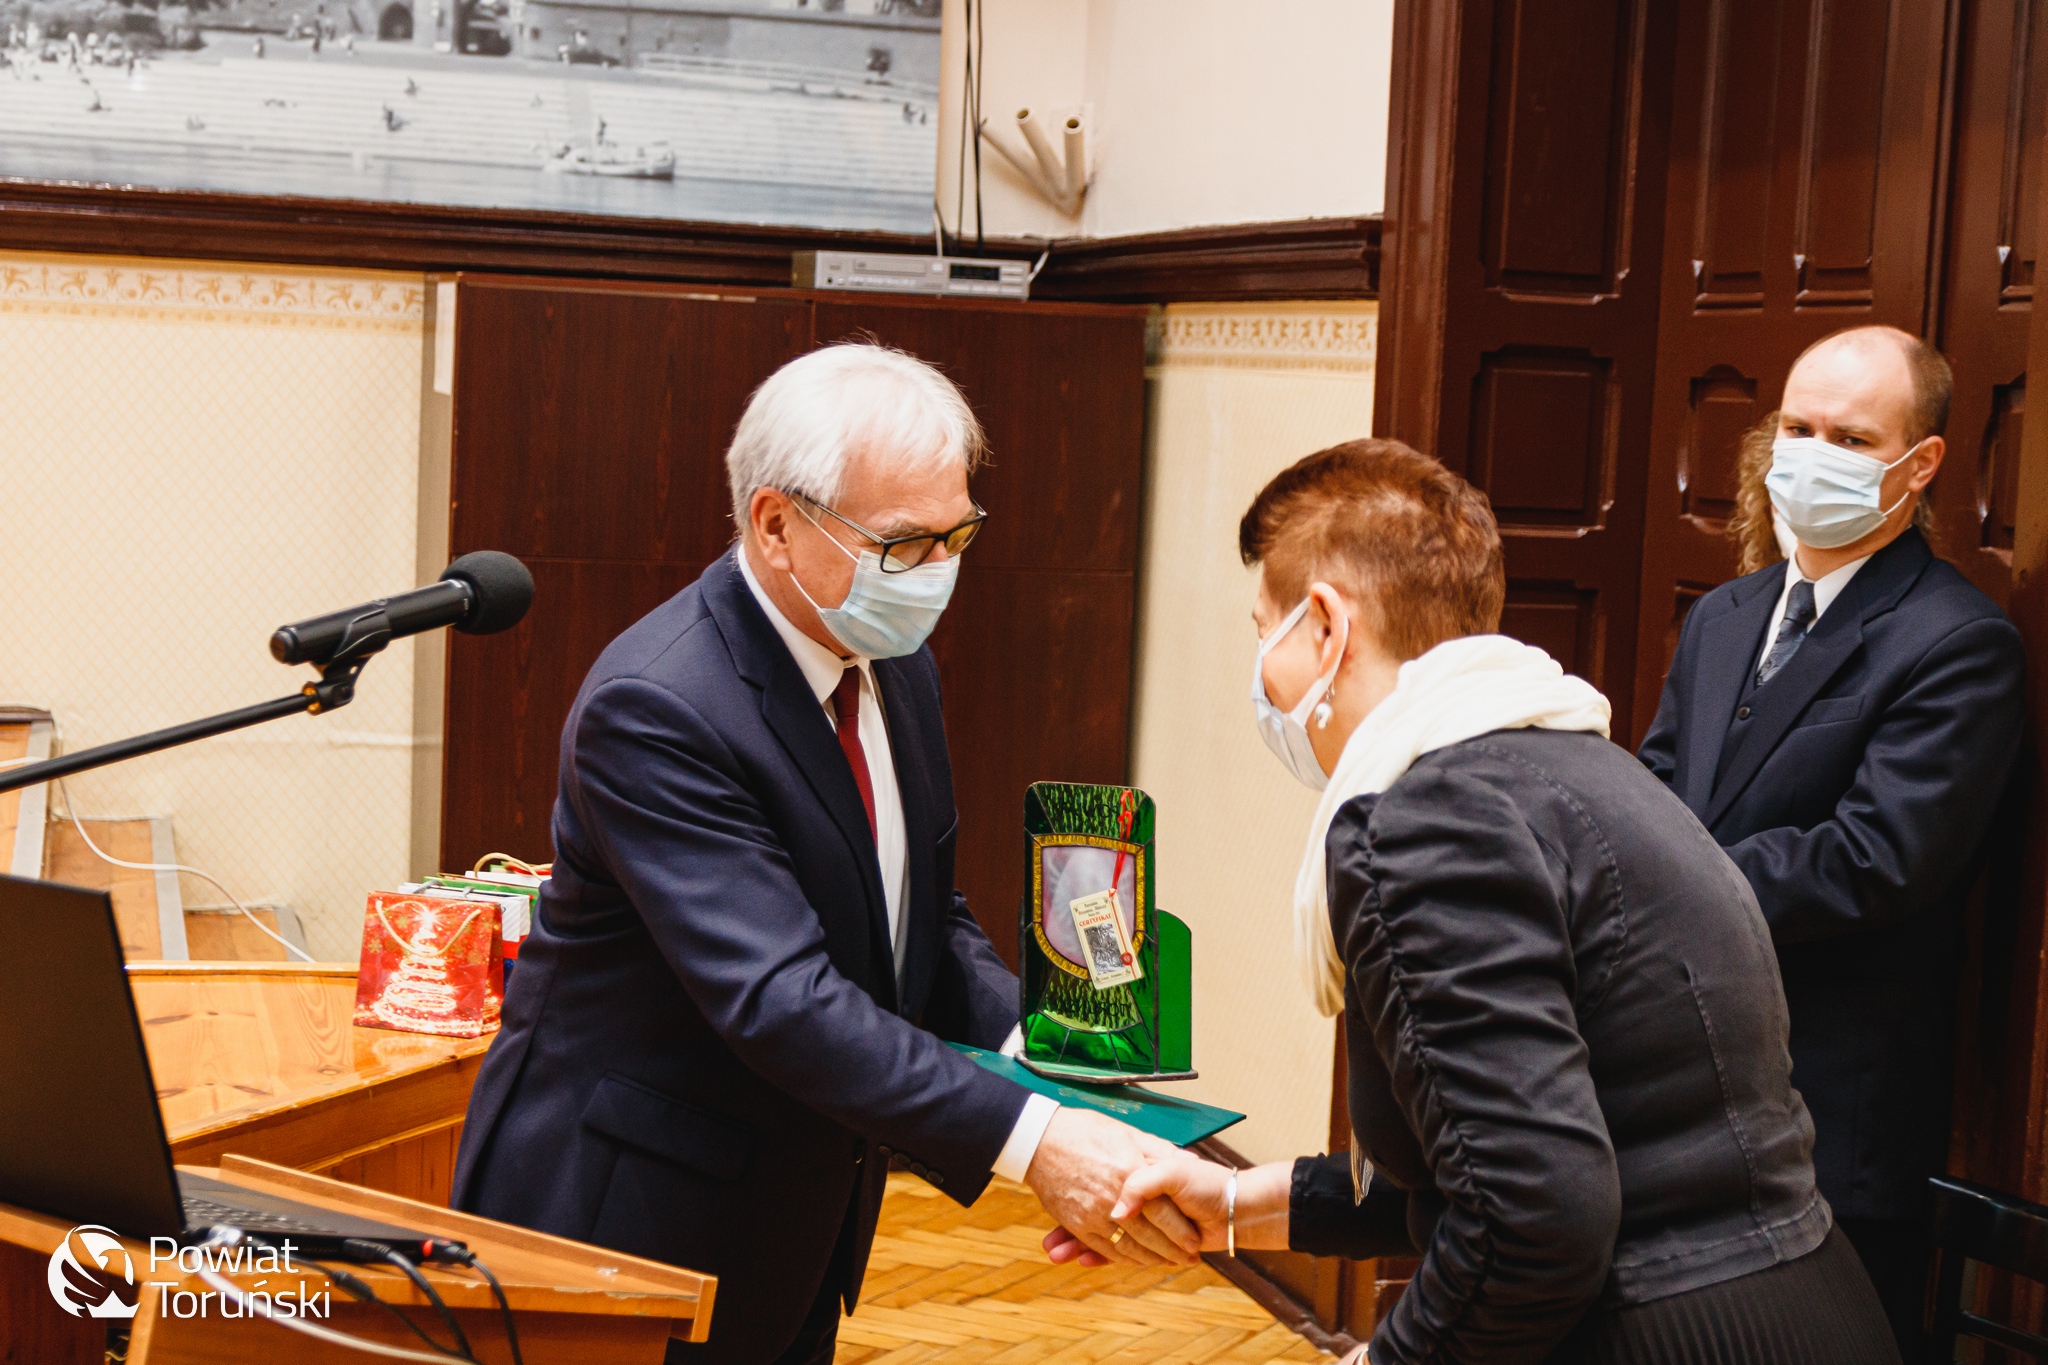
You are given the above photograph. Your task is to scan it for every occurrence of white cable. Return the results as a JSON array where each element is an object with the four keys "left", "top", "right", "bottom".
[
  {"left": 56, "top": 780, "right": 316, "bottom": 963},
  {"left": 188, "top": 1232, "right": 464, "bottom": 1363}
]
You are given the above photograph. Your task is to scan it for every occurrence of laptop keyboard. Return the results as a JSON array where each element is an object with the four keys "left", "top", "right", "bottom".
[{"left": 182, "top": 1196, "right": 333, "bottom": 1237}]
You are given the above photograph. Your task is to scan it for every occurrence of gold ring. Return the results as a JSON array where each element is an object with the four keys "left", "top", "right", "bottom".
[{"left": 1109, "top": 1227, "right": 1125, "bottom": 1245}]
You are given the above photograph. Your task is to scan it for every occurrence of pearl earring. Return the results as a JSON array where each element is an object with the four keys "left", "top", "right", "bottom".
[{"left": 1313, "top": 701, "right": 1334, "bottom": 730}]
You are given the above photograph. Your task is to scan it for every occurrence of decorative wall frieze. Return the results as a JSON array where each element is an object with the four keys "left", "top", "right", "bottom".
[
  {"left": 0, "top": 252, "right": 423, "bottom": 330},
  {"left": 1147, "top": 301, "right": 1378, "bottom": 376}
]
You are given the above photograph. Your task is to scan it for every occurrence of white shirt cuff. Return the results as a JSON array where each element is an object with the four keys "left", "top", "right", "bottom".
[
  {"left": 991, "top": 1092, "right": 1060, "bottom": 1184},
  {"left": 999, "top": 1023, "right": 1025, "bottom": 1057}
]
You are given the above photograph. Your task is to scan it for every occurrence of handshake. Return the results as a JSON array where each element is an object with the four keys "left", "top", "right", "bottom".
[{"left": 1018, "top": 1108, "right": 1273, "bottom": 1268}]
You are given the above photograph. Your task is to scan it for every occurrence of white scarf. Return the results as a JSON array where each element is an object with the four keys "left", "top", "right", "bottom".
[{"left": 1295, "top": 634, "right": 1612, "bottom": 1016}]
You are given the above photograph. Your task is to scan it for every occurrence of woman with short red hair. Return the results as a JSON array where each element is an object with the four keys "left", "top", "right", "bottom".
[{"left": 1091, "top": 441, "right": 1895, "bottom": 1362}]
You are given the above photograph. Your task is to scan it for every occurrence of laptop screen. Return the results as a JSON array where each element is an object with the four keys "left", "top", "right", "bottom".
[{"left": 0, "top": 874, "right": 186, "bottom": 1236}]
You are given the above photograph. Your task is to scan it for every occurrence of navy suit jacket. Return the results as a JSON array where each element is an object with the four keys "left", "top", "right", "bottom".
[
  {"left": 451, "top": 550, "right": 1027, "bottom": 1363},
  {"left": 1639, "top": 528, "right": 2024, "bottom": 1222}
]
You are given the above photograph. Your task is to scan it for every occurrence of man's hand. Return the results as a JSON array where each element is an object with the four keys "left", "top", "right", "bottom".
[{"left": 1023, "top": 1109, "right": 1200, "bottom": 1267}]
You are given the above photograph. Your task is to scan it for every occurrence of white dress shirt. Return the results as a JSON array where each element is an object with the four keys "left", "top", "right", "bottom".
[
  {"left": 737, "top": 547, "right": 1057, "bottom": 1183},
  {"left": 1754, "top": 548, "right": 1874, "bottom": 674}
]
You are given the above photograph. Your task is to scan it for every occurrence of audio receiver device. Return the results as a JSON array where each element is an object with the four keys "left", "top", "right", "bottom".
[{"left": 792, "top": 250, "right": 1033, "bottom": 300}]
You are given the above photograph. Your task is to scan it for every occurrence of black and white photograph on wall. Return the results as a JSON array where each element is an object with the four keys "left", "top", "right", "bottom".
[{"left": 0, "top": 0, "right": 939, "bottom": 230}]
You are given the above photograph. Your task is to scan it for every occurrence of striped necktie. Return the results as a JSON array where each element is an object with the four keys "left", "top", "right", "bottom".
[{"left": 1756, "top": 579, "right": 1817, "bottom": 687}]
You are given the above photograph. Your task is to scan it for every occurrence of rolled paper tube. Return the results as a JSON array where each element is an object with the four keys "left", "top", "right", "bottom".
[
  {"left": 1062, "top": 116, "right": 1087, "bottom": 202},
  {"left": 1017, "top": 107, "right": 1067, "bottom": 197}
]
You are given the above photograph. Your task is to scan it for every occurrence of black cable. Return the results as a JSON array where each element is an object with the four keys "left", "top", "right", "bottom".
[
  {"left": 307, "top": 1258, "right": 472, "bottom": 1361},
  {"left": 426, "top": 1243, "right": 524, "bottom": 1365},
  {"left": 971, "top": 0, "right": 984, "bottom": 250},
  {"left": 954, "top": 0, "right": 969, "bottom": 243},
  {"left": 351, "top": 1243, "right": 476, "bottom": 1364}
]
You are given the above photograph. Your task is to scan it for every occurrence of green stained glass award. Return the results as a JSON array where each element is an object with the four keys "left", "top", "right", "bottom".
[{"left": 1019, "top": 782, "right": 1195, "bottom": 1086}]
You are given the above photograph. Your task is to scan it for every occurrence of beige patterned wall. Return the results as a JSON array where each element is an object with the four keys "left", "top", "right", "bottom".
[
  {"left": 0, "top": 251, "right": 429, "bottom": 962},
  {"left": 1132, "top": 301, "right": 1379, "bottom": 1164}
]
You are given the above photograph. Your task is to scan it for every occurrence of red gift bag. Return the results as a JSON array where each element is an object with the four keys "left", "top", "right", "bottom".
[{"left": 353, "top": 891, "right": 503, "bottom": 1038}]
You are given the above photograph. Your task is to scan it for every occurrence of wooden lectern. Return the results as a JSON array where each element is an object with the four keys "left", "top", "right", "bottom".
[
  {"left": 1, "top": 960, "right": 717, "bottom": 1363},
  {"left": 2, "top": 1155, "right": 712, "bottom": 1363}
]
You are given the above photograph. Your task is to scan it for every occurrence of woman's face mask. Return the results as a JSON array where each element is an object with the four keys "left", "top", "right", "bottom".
[
  {"left": 1251, "top": 593, "right": 1347, "bottom": 791},
  {"left": 1766, "top": 434, "right": 1925, "bottom": 551},
  {"left": 789, "top": 502, "right": 959, "bottom": 659}
]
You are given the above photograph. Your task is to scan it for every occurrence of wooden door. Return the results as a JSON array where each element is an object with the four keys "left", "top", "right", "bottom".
[
  {"left": 1934, "top": 1, "right": 2048, "bottom": 1246},
  {"left": 440, "top": 280, "right": 1147, "bottom": 969},
  {"left": 441, "top": 280, "right": 810, "bottom": 869},
  {"left": 1629, "top": 0, "right": 1951, "bottom": 738},
  {"left": 1376, "top": 0, "right": 1681, "bottom": 744},
  {"left": 808, "top": 298, "right": 1147, "bottom": 966},
  {"left": 1933, "top": 0, "right": 2048, "bottom": 610}
]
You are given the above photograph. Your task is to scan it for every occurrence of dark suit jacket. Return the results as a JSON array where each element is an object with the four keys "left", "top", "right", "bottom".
[
  {"left": 1639, "top": 528, "right": 2024, "bottom": 1222},
  {"left": 451, "top": 550, "right": 1027, "bottom": 1363}
]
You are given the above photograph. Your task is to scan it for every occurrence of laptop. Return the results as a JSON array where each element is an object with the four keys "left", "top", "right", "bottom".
[{"left": 0, "top": 874, "right": 457, "bottom": 1261}]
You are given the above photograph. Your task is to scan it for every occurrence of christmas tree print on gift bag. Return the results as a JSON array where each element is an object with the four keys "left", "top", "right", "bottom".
[{"left": 353, "top": 891, "right": 504, "bottom": 1038}]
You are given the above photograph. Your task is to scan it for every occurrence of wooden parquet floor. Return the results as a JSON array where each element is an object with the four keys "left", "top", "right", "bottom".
[{"left": 834, "top": 1174, "right": 1334, "bottom": 1365}]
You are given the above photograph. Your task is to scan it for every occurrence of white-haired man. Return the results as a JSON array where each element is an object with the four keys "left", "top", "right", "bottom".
[{"left": 452, "top": 344, "right": 1195, "bottom": 1365}]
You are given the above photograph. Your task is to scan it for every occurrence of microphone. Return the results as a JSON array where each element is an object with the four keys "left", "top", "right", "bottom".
[{"left": 269, "top": 551, "right": 535, "bottom": 667}]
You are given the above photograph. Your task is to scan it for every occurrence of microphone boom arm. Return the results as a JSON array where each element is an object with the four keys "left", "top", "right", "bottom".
[{"left": 0, "top": 622, "right": 392, "bottom": 797}]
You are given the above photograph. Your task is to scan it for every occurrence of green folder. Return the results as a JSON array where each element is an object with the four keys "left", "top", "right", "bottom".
[{"left": 950, "top": 1043, "right": 1243, "bottom": 1147}]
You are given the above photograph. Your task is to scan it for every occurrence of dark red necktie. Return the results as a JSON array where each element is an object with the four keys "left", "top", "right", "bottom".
[{"left": 831, "top": 667, "right": 877, "bottom": 840}]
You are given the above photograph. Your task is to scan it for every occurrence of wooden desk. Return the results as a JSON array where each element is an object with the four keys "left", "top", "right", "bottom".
[
  {"left": 2, "top": 1156, "right": 713, "bottom": 1364},
  {"left": 132, "top": 961, "right": 493, "bottom": 1204},
  {"left": 3, "top": 961, "right": 717, "bottom": 1363}
]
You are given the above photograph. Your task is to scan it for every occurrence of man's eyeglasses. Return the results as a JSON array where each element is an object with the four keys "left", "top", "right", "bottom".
[{"left": 789, "top": 491, "right": 987, "bottom": 572}]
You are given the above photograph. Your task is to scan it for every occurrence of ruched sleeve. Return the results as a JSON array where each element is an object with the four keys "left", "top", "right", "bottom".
[{"left": 1328, "top": 759, "right": 1622, "bottom": 1364}]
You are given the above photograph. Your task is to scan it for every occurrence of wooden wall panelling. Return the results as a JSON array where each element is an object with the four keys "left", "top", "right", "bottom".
[
  {"left": 1629, "top": 0, "right": 1952, "bottom": 738},
  {"left": 1938, "top": 10, "right": 2048, "bottom": 1338},
  {"left": 1935, "top": 0, "right": 2048, "bottom": 610},
  {"left": 442, "top": 282, "right": 1148, "bottom": 972},
  {"left": 441, "top": 280, "right": 810, "bottom": 871},
  {"left": 1376, "top": 0, "right": 1680, "bottom": 746},
  {"left": 1978, "top": 102, "right": 2048, "bottom": 1338},
  {"left": 0, "top": 178, "right": 1381, "bottom": 306},
  {"left": 1028, "top": 218, "right": 1382, "bottom": 304},
  {"left": 798, "top": 297, "right": 1147, "bottom": 965},
  {"left": 0, "top": 185, "right": 934, "bottom": 285}
]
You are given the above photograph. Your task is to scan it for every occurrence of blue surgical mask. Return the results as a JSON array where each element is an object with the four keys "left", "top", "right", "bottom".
[
  {"left": 790, "top": 504, "right": 959, "bottom": 659},
  {"left": 1251, "top": 595, "right": 1347, "bottom": 792},
  {"left": 1766, "top": 435, "right": 1925, "bottom": 551}
]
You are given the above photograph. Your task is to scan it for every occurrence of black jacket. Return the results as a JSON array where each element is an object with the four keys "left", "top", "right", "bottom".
[
  {"left": 1290, "top": 728, "right": 1827, "bottom": 1364},
  {"left": 450, "top": 552, "right": 1026, "bottom": 1363},
  {"left": 1639, "top": 528, "right": 2024, "bottom": 1222}
]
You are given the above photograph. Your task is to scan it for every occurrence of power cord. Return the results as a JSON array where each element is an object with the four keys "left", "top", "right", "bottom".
[
  {"left": 351, "top": 1242, "right": 475, "bottom": 1364},
  {"left": 424, "top": 1240, "right": 524, "bottom": 1365},
  {"left": 54, "top": 777, "right": 314, "bottom": 962},
  {"left": 308, "top": 1256, "right": 474, "bottom": 1360},
  {"left": 186, "top": 1228, "right": 470, "bottom": 1363}
]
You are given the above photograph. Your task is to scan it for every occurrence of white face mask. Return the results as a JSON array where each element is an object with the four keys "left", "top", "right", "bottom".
[
  {"left": 1771, "top": 508, "right": 1800, "bottom": 563},
  {"left": 1766, "top": 435, "right": 1925, "bottom": 551},
  {"left": 789, "top": 502, "right": 960, "bottom": 659},
  {"left": 1251, "top": 594, "right": 1347, "bottom": 792}
]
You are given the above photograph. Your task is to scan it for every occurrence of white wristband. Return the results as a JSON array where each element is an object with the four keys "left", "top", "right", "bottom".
[{"left": 1226, "top": 1169, "right": 1238, "bottom": 1258}]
